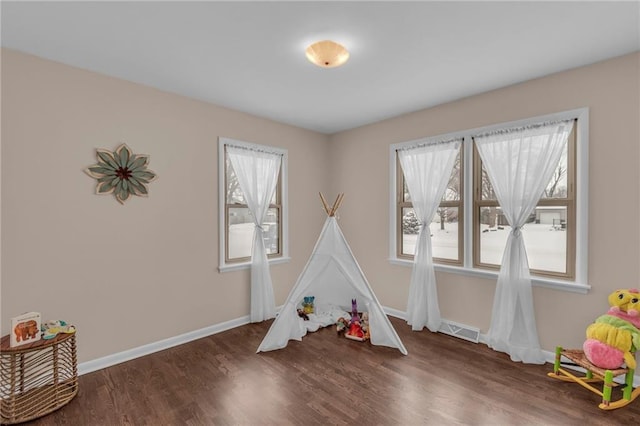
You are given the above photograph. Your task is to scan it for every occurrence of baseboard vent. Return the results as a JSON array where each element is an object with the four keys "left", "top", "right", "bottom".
[{"left": 438, "top": 320, "right": 480, "bottom": 343}]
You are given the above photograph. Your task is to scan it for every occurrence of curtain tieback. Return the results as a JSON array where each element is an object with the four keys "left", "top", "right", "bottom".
[
  {"left": 512, "top": 226, "right": 522, "bottom": 237},
  {"left": 255, "top": 223, "right": 264, "bottom": 232}
]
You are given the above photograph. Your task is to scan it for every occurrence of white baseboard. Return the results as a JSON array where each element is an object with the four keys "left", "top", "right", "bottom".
[
  {"left": 383, "top": 306, "right": 640, "bottom": 388},
  {"left": 79, "top": 306, "right": 640, "bottom": 389},
  {"left": 78, "top": 314, "right": 251, "bottom": 375}
]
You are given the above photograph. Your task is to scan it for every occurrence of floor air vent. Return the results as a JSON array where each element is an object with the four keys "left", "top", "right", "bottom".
[{"left": 438, "top": 320, "right": 480, "bottom": 343}]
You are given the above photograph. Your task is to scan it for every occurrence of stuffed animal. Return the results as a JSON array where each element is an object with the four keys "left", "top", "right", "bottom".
[
  {"left": 607, "top": 289, "right": 640, "bottom": 329},
  {"left": 302, "top": 296, "right": 315, "bottom": 314},
  {"left": 583, "top": 289, "right": 640, "bottom": 370},
  {"left": 361, "top": 312, "right": 370, "bottom": 341},
  {"left": 336, "top": 317, "right": 348, "bottom": 335}
]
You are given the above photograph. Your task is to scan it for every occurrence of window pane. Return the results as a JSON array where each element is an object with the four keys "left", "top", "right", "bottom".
[
  {"left": 226, "top": 156, "right": 277, "bottom": 205},
  {"left": 480, "top": 166, "right": 497, "bottom": 200},
  {"left": 479, "top": 206, "right": 567, "bottom": 273},
  {"left": 401, "top": 207, "right": 459, "bottom": 261},
  {"left": 226, "top": 157, "right": 245, "bottom": 204},
  {"left": 401, "top": 207, "right": 420, "bottom": 255},
  {"left": 403, "top": 149, "right": 461, "bottom": 203},
  {"left": 479, "top": 206, "right": 509, "bottom": 265},
  {"left": 443, "top": 150, "right": 461, "bottom": 201},
  {"left": 432, "top": 206, "right": 459, "bottom": 261},
  {"left": 403, "top": 180, "right": 411, "bottom": 203},
  {"left": 263, "top": 208, "right": 279, "bottom": 254},
  {"left": 228, "top": 207, "right": 279, "bottom": 260},
  {"left": 228, "top": 207, "right": 253, "bottom": 259},
  {"left": 527, "top": 206, "right": 567, "bottom": 273},
  {"left": 541, "top": 143, "right": 568, "bottom": 199},
  {"left": 480, "top": 143, "right": 568, "bottom": 201}
]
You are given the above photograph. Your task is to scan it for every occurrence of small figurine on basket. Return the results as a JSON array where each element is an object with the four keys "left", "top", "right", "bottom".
[{"left": 583, "top": 288, "right": 640, "bottom": 370}]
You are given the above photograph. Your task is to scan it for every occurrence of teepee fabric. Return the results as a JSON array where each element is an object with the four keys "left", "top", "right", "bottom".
[{"left": 257, "top": 216, "right": 408, "bottom": 355}]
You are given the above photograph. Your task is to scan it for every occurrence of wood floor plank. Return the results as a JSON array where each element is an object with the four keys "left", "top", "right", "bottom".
[{"left": 22, "top": 317, "right": 640, "bottom": 425}]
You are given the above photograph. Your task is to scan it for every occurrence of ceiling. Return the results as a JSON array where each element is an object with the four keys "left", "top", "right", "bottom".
[{"left": 2, "top": 1, "right": 639, "bottom": 134}]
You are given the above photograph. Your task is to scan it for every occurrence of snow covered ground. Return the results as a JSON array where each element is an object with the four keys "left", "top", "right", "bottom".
[
  {"left": 232, "top": 220, "right": 566, "bottom": 273},
  {"left": 403, "top": 222, "right": 566, "bottom": 273}
]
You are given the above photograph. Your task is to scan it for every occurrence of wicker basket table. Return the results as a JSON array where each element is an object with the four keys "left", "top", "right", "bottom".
[{"left": 0, "top": 332, "right": 78, "bottom": 424}]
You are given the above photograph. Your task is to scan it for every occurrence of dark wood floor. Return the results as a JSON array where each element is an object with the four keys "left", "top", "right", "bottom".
[{"left": 27, "top": 317, "right": 640, "bottom": 425}]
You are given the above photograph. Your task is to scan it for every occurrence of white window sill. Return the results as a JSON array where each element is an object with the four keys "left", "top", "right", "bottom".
[
  {"left": 388, "top": 258, "right": 590, "bottom": 294},
  {"left": 218, "top": 256, "right": 291, "bottom": 273}
]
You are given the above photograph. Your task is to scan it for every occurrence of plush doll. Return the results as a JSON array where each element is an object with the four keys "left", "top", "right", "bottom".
[
  {"left": 361, "top": 312, "right": 370, "bottom": 341},
  {"left": 583, "top": 289, "right": 640, "bottom": 370},
  {"left": 336, "top": 317, "right": 348, "bottom": 335},
  {"left": 297, "top": 309, "right": 309, "bottom": 321}
]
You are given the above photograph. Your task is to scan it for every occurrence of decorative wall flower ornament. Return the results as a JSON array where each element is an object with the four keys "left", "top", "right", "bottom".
[{"left": 84, "top": 143, "right": 157, "bottom": 204}]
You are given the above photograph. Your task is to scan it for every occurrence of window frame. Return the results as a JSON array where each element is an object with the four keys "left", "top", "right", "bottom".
[
  {"left": 389, "top": 108, "right": 589, "bottom": 293},
  {"left": 472, "top": 124, "right": 576, "bottom": 280},
  {"left": 218, "top": 137, "right": 290, "bottom": 272},
  {"left": 395, "top": 146, "right": 464, "bottom": 266}
]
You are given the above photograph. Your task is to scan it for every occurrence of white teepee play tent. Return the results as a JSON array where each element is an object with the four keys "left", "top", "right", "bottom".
[{"left": 257, "top": 193, "right": 408, "bottom": 355}]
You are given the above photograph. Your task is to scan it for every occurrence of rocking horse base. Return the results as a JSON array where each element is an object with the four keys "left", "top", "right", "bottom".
[{"left": 547, "top": 346, "right": 640, "bottom": 410}]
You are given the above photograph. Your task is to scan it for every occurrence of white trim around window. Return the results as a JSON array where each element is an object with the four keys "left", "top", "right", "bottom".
[
  {"left": 218, "top": 137, "right": 290, "bottom": 272},
  {"left": 389, "top": 108, "right": 589, "bottom": 294}
]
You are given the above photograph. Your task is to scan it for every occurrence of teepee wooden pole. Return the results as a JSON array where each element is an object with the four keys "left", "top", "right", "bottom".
[
  {"left": 333, "top": 193, "right": 345, "bottom": 215},
  {"left": 329, "top": 194, "right": 342, "bottom": 216},
  {"left": 319, "top": 192, "right": 331, "bottom": 216}
]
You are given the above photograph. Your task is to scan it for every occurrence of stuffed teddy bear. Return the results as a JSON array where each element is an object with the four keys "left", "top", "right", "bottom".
[{"left": 583, "top": 289, "right": 640, "bottom": 370}]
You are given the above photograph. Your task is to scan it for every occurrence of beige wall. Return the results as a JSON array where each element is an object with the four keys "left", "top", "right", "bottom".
[
  {"left": 2, "top": 48, "right": 639, "bottom": 365},
  {"left": 328, "top": 52, "right": 640, "bottom": 351},
  {"left": 0, "top": 49, "right": 330, "bottom": 362}
]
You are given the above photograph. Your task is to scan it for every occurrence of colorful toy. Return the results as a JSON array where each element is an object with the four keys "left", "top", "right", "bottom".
[
  {"left": 361, "top": 312, "right": 370, "bottom": 340},
  {"left": 345, "top": 316, "right": 365, "bottom": 341},
  {"left": 583, "top": 289, "right": 640, "bottom": 370},
  {"left": 345, "top": 299, "right": 369, "bottom": 341},
  {"left": 41, "top": 320, "right": 76, "bottom": 340},
  {"left": 606, "top": 289, "right": 640, "bottom": 329},
  {"left": 349, "top": 299, "right": 359, "bottom": 325},
  {"left": 302, "top": 296, "right": 315, "bottom": 314},
  {"left": 336, "top": 317, "right": 348, "bottom": 335}
]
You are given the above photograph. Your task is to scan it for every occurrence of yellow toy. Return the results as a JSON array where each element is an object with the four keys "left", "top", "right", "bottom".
[
  {"left": 584, "top": 289, "right": 640, "bottom": 370},
  {"left": 547, "top": 289, "right": 640, "bottom": 410}
]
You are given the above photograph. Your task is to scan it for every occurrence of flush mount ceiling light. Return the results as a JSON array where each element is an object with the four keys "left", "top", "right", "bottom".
[{"left": 305, "top": 40, "right": 350, "bottom": 68}]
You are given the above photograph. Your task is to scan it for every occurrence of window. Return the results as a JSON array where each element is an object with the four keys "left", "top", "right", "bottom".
[
  {"left": 473, "top": 124, "right": 576, "bottom": 279},
  {"left": 396, "top": 146, "right": 463, "bottom": 265},
  {"left": 219, "top": 138, "right": 288, "bottom": 272},
  {"left": 390, "top": 108, "right": 588, "bottom": 291}
]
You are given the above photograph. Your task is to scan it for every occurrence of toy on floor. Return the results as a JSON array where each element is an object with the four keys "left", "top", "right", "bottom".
[
  {"left": 297, "top": 309, "right": 309, "bottom": 321},
  {"left": 302, "top": 296, "right": 315, "bottom": 314},
  {"left": 345, "top": 299, "right": 368, "bottom": 342},
  {"left": 583, "top": 288, "right": 640, "bottom": 370},
  {"left": 41, "top": 320, "right": 76, "bottom": 340},
  {"left": 361, "top": 312, "right": 370, "bottom": 340},
  {"left": 336, "top": 317, "right": 348, "bottom": 335}
]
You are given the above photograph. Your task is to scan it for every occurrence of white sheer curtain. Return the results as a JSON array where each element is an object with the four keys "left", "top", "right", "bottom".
[
  {"left": 398, "top": 139, "right": 461, "bottom": 331},
  {"left": 227, "top": 146, "right": 282, "bottom": 323},
  {"left": 475, "top": 121, "right": 573, "bottom": 363}
]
